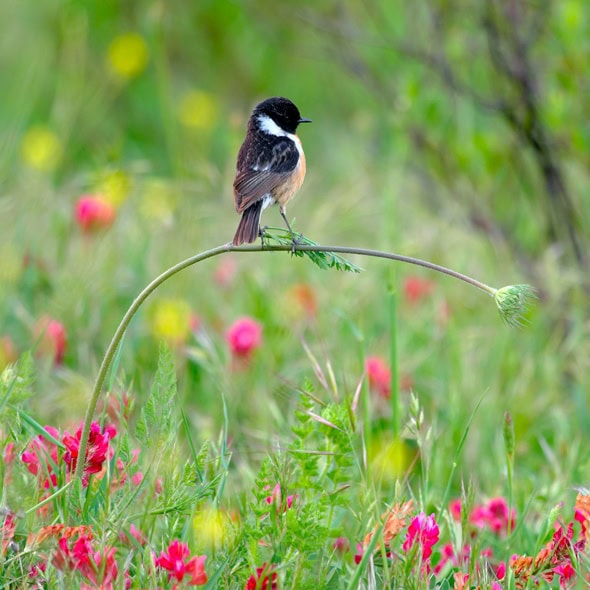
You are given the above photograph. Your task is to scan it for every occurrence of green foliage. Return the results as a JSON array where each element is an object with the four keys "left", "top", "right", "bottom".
[
  {"left": 135, "top": 342, "right": 178, "bottom": 453},
  {"left": 0, "top": 352, "right": 34, "bottom": 431}
]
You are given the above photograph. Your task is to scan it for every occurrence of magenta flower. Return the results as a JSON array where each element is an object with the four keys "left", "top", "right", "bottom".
[
  {"left": 245, "top": 563, "right": 277, "bottom": 590},
  {"left": 154, "top": 540, "right": 207, "bottom": 585},
  {"left": 75, "top": 194, "right": 116, "bottom": 233},
  {"left": 402, "top": 512, "right": 440, "bottom": 561},
  {"left": 226, "top": 317, "right": 262, "bottom": 359},
  {"left": 62, "top": 422, "right": 117, "bottom": 486}
]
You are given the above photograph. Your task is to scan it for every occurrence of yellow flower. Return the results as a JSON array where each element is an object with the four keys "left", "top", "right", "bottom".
[
  {"left": 369, "top": 435, "right": 417, "bottom": 484},
  {"left": 107, "top": 33, "right": 149, "bottom": 79},
  {"left": 193, "top": 506, "right": 230, "bottom": 550},
  {"left": 178, "top": 90, "right": 218, "bottom": 131},
  {"left": 94, "top": 170, "right": 131, "bottom": 207},
  {"left": 20, "top": 126, "right": 62, "bottom": 171},
  {"left": 149, "top": 299, "right": 192, "bottom": 345},
  {"left": 140, "top": 179, "right": 178, "bottom": 223}
]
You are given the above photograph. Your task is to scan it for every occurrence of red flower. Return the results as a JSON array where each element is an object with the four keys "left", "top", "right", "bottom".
[
  {"left": 21, "top": 426, "right": 60, "bottom": 489},
  {"left": 53, "top": 533, "right": 119, "bottom": 589},
  {"left": 35, "top": 316, "right": 67, "bottom": 365},
  {"left": 62, "top": 421, "right": 117, "bottom": 486},
  {"left": 365, "top": 356, "right": 391, "bottom": 398},
  {"left": 264, "top": 483, "right": 296, "bottom": 512},
  {"left": 226, "top": 317, "right": 262, "bottom": 359},
  {"left": 402, "top": 512, "right": 440, "bottom": 561},
  {"left": 403, "top": 276, "right": 434, "bottom": 304},
  {"left": 354, "top": 543, "right": 363, "bottom": 565},
  {"left": 155, "top": 540, "right": 207, "bottom": 586},
  {"left": 245, "top": 563, "right": 277, "bottom": 590},
  {"left": 75, "top": 195, "right": 116, "bottom": 233}
]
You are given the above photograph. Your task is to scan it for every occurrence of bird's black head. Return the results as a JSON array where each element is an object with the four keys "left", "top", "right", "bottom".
[{"left": 253, "top": 97, "right": 311, "bottom": 134}]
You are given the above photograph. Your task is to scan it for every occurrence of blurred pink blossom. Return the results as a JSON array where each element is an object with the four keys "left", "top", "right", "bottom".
[
  {"left": 75, "top": 194, "right": 116, "bottom": 233},
  {"left": 226, "top": 317, "right": 262, "bottom": 359}
]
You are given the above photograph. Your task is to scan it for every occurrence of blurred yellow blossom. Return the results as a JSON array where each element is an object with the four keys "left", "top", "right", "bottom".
[
  {"left": 20, "top": 126, "right": 62, "bottom": 171},
  {"left": 178, "top": 90, "right": 218, "bottom": 131},
  {"left": 149, "top": 299, "right": 192, "bottom": 345},
  {"left": 193, "top": 506, "right": 231, "bottom": 550},
  {"left": 107, "top": 33, "right": 149, "bottom": 79},
  {"left": 94, "top": 170, "right": 131, "bottom": 207},
  {"left": 140, "top": 179, "right": 178, "bottom": 224},
  {"left": 0, "top": 245, "right": 22, "bottom": 285},
  {"left": 369, "top": 435, "right": 417, "bottom": 484}
]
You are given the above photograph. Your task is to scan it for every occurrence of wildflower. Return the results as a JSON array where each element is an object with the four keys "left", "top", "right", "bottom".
[
  {"left": 245, "top": 563, "right": 277, "bottom": 590},
  {"left": 178, "top": 89, "right": 218, "bottom": 131},
  {"left": 285, "top": 283, "right": 318, "bottom": 320},
  {"left": 34, "top": 316, "right": 67, "bottom": 365},
  {"left": 264, "top": 483, "right": 296, "bottom": 512},
  {"left": 364, "top": 500, "right": 414, "bottom": 549},
  {"left": 213, "top": 257, "right": 237, "bottom": 288},
  {"left": 107, "top": 33, "right": 149, "bottom": 79},
  {"left": 1, "top": 510, "right": 17, "bottom": 556},
  {"left": 193, "top": 507, "right": 226, "bottom": 549},
  {"left": 149, "top": 298, "right": 192, "bottom": 346},
  {"left": 94, "top": 169, "right": 131, "bottom": 207},
  {"left": 226, "top": 317, "right": 262, "bottom": 359},
  {"left": 402, "top": 512, "right": 440, "bottom": 561},
  {"left": 333, "top": 536, "right": 350, "bottom": 554},
  {"left": 365, "top": 356, "right": 391, "bottom": 398},
  {"left": 403, "top": 276, "right": 434, "bottom": 304},
  {"left": 154, "top": 540, "right": 207, "bottom": 585},
  {"left": 485, "top": 497, "right": 516, "bottom": 534},
  {"left": 0, "top": 336, "right": 17, "bottom": 370},
  {"left": 53, "top": 533, "right": 119, "bottom": 588},
  {"left": 21, "top": 425, "right": 60, "bottom": 489},
  {"left": 118, "top": 524, "right": 146, "bottom": 546},
  {"left": 20, "top": 126, "right": 62, "bottom": 172},
  {"left": 75, "top": 195, "right": 116, "bottom": 233},
  {"left": 62, "top": 421, "right": 117, "bottom": 486},
  {"left": 354, "top": 543, "right": 363, "bottom": 565}
]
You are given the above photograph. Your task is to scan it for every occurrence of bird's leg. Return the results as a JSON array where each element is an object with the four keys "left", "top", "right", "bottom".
[
  {"left": 259, "top": 225, "right": 269, "bottom": 249},
  {"left": 279, "top": 207, "right": 301, "bottom": 253}
]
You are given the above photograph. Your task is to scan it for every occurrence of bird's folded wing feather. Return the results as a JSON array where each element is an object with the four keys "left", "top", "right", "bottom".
[{"left": 233, "top": 137, "right": 299, "bottom": 213}]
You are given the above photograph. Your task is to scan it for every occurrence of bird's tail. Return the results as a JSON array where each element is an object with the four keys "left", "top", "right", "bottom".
[{"left": 232, "top": 201, "right": 264, "bottom": 246}]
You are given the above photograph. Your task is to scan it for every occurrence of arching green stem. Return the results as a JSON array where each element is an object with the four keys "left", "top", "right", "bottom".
[{"left": 73, "top": 241, "right": 499, "bottom": 482}]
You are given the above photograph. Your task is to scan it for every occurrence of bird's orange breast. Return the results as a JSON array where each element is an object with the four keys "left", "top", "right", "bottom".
[{"left": 272, "top": 136, "right": 306, "bottom": 206}]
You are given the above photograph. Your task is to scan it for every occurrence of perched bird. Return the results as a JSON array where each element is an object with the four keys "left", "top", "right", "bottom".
[{"left": 232, "top": 97, "right": 311, "bottom": 246}]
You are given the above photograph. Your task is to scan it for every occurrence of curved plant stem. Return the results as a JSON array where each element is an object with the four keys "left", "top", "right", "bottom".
[{"left": 73, "top": 241, "right": 497, "bottom": 482}]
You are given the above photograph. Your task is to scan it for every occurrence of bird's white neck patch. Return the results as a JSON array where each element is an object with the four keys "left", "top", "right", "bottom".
[{"left": 257, "top": 114, "right": 288, "bottom": 137}]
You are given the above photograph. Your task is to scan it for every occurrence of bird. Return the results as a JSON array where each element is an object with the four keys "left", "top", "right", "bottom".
[{"left": 232, "top": 97, "right": 311, "bottom": 246}]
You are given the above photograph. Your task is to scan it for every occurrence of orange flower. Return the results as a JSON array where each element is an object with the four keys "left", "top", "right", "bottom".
[{"left": 364, "top": 499, "right": 414, "bottom": 547}]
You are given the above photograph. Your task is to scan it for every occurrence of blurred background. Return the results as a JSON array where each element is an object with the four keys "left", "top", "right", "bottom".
[{"left": 1, "top": 1, "right": 588, "bottom": 491}]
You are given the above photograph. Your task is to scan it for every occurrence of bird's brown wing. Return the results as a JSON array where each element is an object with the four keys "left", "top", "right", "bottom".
[{"left": 233, "top": 136, "right": 300, "bottom": 213}]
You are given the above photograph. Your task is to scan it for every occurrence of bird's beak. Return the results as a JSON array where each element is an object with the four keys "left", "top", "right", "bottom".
[{"left": 298, "top": 117, "right": 312, "bottom": 124}]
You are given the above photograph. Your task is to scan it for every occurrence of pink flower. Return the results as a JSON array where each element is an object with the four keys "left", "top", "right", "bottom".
[
  {"left": 333, "top": 536, "right": 350, "bottom": 554},
  {"left": 403, "top": 276, "right": 434, "bottom": 304},
  {"left": 52, "top": 534, "right": 119, "bottom": 589},
  {"left": 214, "top": 257, "right": 237, "bottom": 288},
  {"left": 554, "top": 562, "right": 576, "bottom": 588},
  {"left": 245, "top": 563, "right": 277, "bottom": 590},
  {"left": 35, "top": 316, "right": 67, "bottom": 365},
  {"left": 354, "top": 542, "right": 363, "bottom": 565},
  {"left": 226, "top": 317, "right": 262, "bottom": 359},
  {"left": 264, "top": 483, "right": 296, "bottom": 512},
  {"left": 402, "top": 512, "right": 440, "bottom": 561},
  {"left": 365, "top": 356, "right": 391, "bottom": 399},
  {"left": 21, "top": 426, "right": 60, "bottom": 489},
  {"left": 75, "top": 195, "right": 116, "bottom": 233},
  {"left": 155, "top": 540, "right": 207, "bottom": 586},
  {"left": 62, "top": 421, "right": 117, "bottom": 486}
]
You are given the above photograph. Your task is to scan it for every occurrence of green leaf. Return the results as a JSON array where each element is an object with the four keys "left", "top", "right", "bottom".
[{"left": 263, "top": 228, "right": 363, "bottom": 273}]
